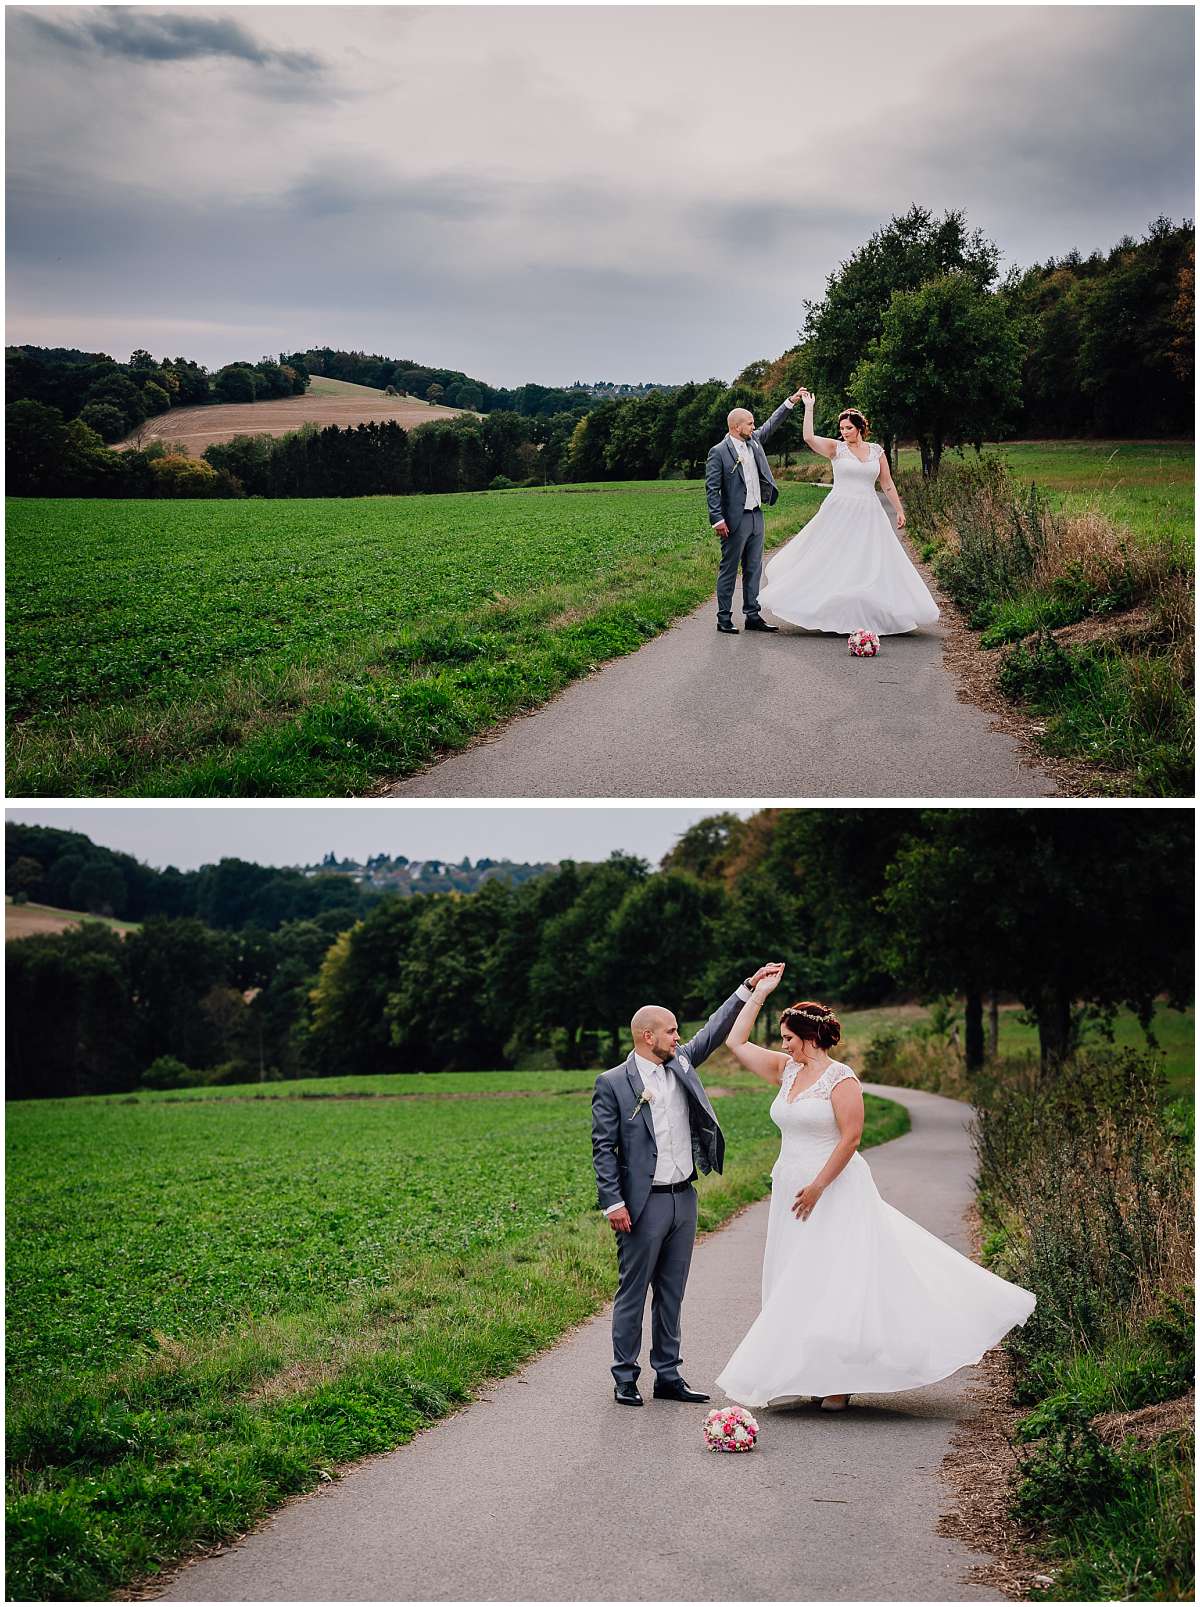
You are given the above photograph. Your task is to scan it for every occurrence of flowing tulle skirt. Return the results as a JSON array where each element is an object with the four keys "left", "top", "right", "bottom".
[
  {"left": 759, "top": 490, "right": 940, "bottom": 636},
  {"left": 716, "top": 1150, "right": 1035, "bottom": 1407}
]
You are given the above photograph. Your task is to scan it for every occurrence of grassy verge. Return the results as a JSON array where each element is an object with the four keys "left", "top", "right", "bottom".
[
  {"left": 971, "top": 1052, "right": 1194, "bottom": 1600},
  {"left": 5, "top": 483, "right": 818, "bottom": 797},
  {"left": 897, "top": 443, "right": 1194, "bottom": 796},
  {"left": 5, "top": 1076, "right": 906, "bottom": 1599}
]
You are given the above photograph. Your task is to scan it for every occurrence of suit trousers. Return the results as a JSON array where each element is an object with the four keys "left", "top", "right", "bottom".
[
  {"left": 610, "top": 1184, "right": 698, "bottom": 1384},
  {"left": 716, "top": 506, "right": 765, "bottom": 623}
]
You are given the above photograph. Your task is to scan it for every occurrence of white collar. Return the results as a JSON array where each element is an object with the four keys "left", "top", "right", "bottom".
[
  {"left": 634, "top": 1052, "right": 666, "bottom": 1080},
  {"left": 727, "top": 432, "right": 752, "bottom": 455}
]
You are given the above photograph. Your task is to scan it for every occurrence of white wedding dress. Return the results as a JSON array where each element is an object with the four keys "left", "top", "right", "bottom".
[
  {"left": 758, "top": 441, "right": 940, "bottom": 635},
  {"left": 715, "top": 1061, "right": 1035, "bottom": 1407}
]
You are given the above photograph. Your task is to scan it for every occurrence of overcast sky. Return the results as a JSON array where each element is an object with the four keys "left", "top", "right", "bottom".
[
  {"left": 5, "top": 806, "right": 745, "bottom": 870},
  {"left": 6, "top": 4, "right": 1193, "bottom": 386}
]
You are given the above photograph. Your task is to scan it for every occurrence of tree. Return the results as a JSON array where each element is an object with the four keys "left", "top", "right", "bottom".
[
  {"left": 883, "top": 811, "right": 1193, "bottom": 1070},
  {"left": 214, "top": 364, "right": 259, "bottom": 403},
  {"left": 140, "top": 381, "right": 171, "bottom": 415},
  {"left": 124, "top": 916, "right": 237, "bottom": 1071},
  {"left": 804, "top": 206, "right": 1000, "bottom": 455},
  {"left": 77, "top": 401, "right": 128, "bottom": 442},
  {"left": 851, "top": 274, "right": 1024, "bottom": 474},
  {"left": 661, "top": 814, "right": 747, "bottom": 881},
  {"left": 6, "top": 923, "right": 136, "bottom": 1098},
  {"left": 147, "top": 452, "right": 222, "bottom": 497},
  {"left": 603, "top": 391, "right": 674, "bottom": 479}
]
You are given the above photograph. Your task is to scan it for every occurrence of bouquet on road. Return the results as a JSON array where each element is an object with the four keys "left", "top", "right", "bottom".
[
  {"left": 848, "top": 630, "right": 880, "bottom": 657},
  {"left": 703, "top": 1406, "right": 759, "bottom": 1452}
]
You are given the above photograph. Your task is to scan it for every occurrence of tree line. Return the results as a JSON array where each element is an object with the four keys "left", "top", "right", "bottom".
[
  {"left": 5, "top": 211, "right": 1191, "bottom": 497},
  {"left": 6, "top": 345, "right": 310, "bottom": 441},
  {"left": 6, "top": 810, "right": 1190, "bottom": 1100}
]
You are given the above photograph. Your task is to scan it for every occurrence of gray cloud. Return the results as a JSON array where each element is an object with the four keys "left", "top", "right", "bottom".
[
  {"left": 20, "top": 7, "right": 324, "bottom": 73},
  {"left": 4, "top": 7, "right": 1193, "bottom": 385}
]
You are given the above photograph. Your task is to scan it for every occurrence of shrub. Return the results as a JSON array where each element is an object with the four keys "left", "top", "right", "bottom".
[
  {"left": 973, "top": 1051, "right": 1193, "bottom": 1385},
  {"left": 147, "top": 454, "right": 222, "bottom": 499},
  {"left": 139, "top": 1056, "right": 204, "bottom": 1090},
  {"left": 997, "top": 630, "right": 1081, "bottom": 701}
]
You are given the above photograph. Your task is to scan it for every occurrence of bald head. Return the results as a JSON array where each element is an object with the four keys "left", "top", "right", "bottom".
[
  {"left": 630, "top": 1004, "right": 680, "bottom": 1064},
  {"left": 727, "top": 407, "right": 755, "bottom": 441}
]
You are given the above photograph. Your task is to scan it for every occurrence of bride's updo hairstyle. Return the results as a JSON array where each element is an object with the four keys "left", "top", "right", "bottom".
[
  {"left": 779, "top": 1000, "right": 842, "bottom": 1050},
  {"left": 837, "top": 408, "right": 870, "bottom": 439}
]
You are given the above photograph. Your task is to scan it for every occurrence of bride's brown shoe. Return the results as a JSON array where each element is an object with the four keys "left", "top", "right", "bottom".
[{"left": 819, "top": 1394, "right": 851, "bottom": 1411}]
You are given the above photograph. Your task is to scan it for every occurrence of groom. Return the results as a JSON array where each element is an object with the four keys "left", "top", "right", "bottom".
[
  {"left": 706, "top": 392, "right": 803, "bottom": 633},
  {"left": 592, "top": 963, "right": 784, "bottom": 1406}
]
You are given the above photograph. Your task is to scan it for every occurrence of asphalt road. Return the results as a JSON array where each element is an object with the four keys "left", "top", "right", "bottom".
[
  {"left": 387, "top": 581, "right": 1057, "bottom": 799},
  {"left": 159, "top": 1085, "right": 1002, "bottom": 1603}
]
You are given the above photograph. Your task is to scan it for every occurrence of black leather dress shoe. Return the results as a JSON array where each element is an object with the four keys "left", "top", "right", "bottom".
[
  {"left": 653, "top": 1378, "right": 711, "bottom": 1402},
  {"left": 613, "top": 1381, "right": 644, "bottom": 1406},
  {"left": 717, "top": 621, "right": 739, "bottom": 634},
  {"left": 743, "top": 617, "right": 779, "bottom": 632}
]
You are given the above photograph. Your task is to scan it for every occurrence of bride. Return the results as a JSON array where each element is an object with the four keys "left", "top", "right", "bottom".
[
  {"left": 758, "top": 390, "right": 940, "bottom": 637},
  {"left": 714, "top": 971, "right": 1035, "bottom": 1411}
]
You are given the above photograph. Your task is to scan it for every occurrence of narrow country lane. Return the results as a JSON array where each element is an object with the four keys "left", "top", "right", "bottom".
[{"left": 159, "top": 1085, "right": 1004, "bottom": 1603}]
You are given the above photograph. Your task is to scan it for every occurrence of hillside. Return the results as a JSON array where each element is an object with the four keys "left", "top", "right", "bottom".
[
  {"left": 117, "top": 382, "right": 472, "bottom": 455},
  {"left": 6, "top": 897, "right": 140, "bottom": 941}
]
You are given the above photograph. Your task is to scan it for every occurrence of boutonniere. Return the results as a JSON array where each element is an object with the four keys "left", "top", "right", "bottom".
[{"left": 630, "top": 1087, "right": 655, "bottom": 1121}]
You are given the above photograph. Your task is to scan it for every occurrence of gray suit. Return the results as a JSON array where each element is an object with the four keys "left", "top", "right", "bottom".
[
  {"left": 705, "top": 400, "right": 793, "bottom": 625},
  {"left": 591, "top": 989, "right": 741, "bottom": 1385}
]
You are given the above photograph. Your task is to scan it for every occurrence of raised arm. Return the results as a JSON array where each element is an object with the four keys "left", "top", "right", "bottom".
[
  {"left": 876, "top": 447, "right": 906, "bottom": 529},
  {"left": 726, "top": 968, "right": 790, "bottom": 1084},
  {"left": 797, "top": 388, "right": 838, "bottom": 460},
  {"left": 754, "top": 394, "right": 801, "bottom": 449}
]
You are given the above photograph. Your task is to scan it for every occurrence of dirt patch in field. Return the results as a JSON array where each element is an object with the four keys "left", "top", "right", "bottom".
[
  {"left": 6, "top": 905, "right": 81, "bottom": 940},
  {"left": 117, "top": 395, "right": 473, "bottom": 456},
  {"left": 6, "top": 902, "right": 136, "bottom": 941}
]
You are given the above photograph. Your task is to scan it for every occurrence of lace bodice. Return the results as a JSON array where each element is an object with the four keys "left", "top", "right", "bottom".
[
  {"left": 831, "top": 440, "right": 882, "bottom": 499},
  {"left": 770, "top": 1060, "right": 860, "bottom": 1169},
  {"left": 781, "top": 1059, "right": 858, "bottom": 1102}
]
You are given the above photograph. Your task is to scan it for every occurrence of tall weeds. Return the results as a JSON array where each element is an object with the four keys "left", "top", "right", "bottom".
[
  {"left": 971, "top": 1049, "right": 1194, "bottom": 1599},
  {"left": 901, "top": 454, "right": 1194, "bottom": 796}
]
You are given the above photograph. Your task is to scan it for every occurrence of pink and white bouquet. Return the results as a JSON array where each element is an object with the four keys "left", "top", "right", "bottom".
[
  {"left": 702, "top": 1405, "right": 759, "bottom": 1453},
  {"left": 847, "top": 630, "right": 880, "bottom": 657}
]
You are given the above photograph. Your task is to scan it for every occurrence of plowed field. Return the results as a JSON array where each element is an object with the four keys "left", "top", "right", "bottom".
[{"left": 119, "top": 379, "right": 468, "bottom": 455}]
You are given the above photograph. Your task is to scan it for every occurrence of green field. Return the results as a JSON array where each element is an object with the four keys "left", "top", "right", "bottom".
[
  {"left": 5, "top": 483, "right": 819, "bottom": 797},
  {"left": 6, "top": 1071, "right": 907, "bottom": 1597},
  {"left": 895, "top": 439, "right": 1194, "bottom": 554}
]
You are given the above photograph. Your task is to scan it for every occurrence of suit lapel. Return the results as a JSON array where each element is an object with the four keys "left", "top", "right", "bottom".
[
  {"left": 625, "top": 1056, "right": 656, "bottom": 1141},
  {"left": 670, "top": 1054, "right": 714, "bottom": 1121}
]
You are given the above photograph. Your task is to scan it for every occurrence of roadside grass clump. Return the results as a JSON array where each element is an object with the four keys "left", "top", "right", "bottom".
[
  {"left": 970, "top": 1049, "right": 1194, "bottom": 1599},
  {"left": 900, "top": 451, "right": 1194, "bottom": 796},
  {"left": 5, "top": 1073, "right": 907, "bottom": 1598},
  {"left": 1013, "top": 1417, "right": 1194, "bottom": 1603}
]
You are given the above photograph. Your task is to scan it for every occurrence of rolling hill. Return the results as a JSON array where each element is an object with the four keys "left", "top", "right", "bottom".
[{"left": 117, "top": 377, "right": 472, "bottom": 455}]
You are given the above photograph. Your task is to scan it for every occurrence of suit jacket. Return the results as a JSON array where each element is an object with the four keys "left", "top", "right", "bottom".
[
  {"left": 705, "top": 401, "right": 793, "bottom": 530},
  {"left": 591, "top": 990, "right": 741, "bottom": 1226}
]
